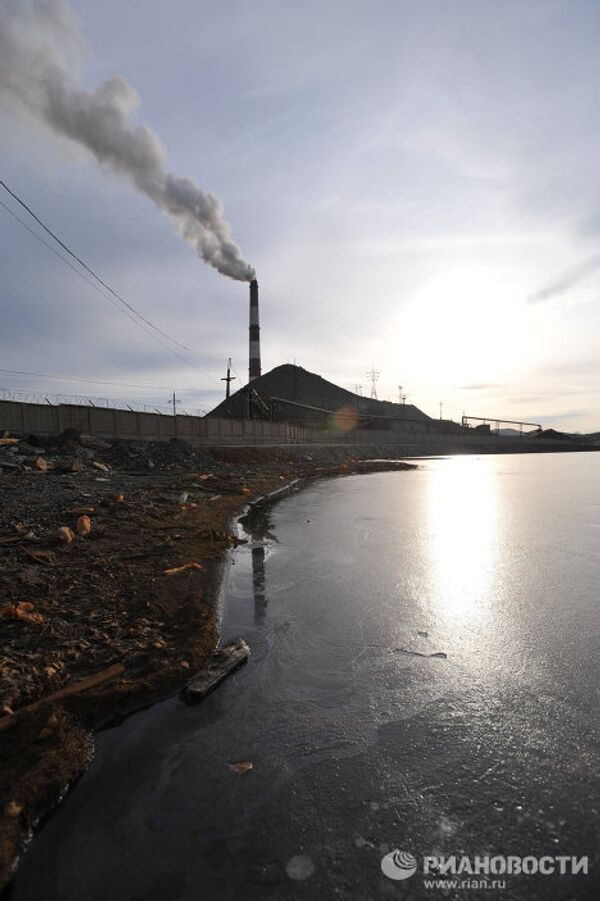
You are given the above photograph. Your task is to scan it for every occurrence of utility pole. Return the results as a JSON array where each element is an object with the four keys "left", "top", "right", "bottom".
[
  {"left": 398, "top": 385, "right": 407, "bottom": 412},
  {"left": 366, "top": 366, "right": 380, "bottom": 399},
  {"left": 167, "top": 392, "right": 181, "bottom": 417},
  {"left": 439, "top": 401, "right": 443, "bottom": 420},
  {"left": 221, "top": 357, "right": 235, "bottom": 399}
]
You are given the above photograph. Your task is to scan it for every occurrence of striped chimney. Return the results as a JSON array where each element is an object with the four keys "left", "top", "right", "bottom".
[{"left": 249, "top": 278, "right": 261, "bottom": 381}]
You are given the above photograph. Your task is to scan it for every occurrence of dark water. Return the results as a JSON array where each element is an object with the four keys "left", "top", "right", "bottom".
[{"left": 8, "top": 453, "right": 600, "bottom": 900}]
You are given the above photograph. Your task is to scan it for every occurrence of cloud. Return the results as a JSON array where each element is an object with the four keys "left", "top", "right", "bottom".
[
  {"left": 527, "top": 253, "right": 600, "bottom": 304},
  {"left": 456, "top": 383, "right": 502, "bottom": 390}
]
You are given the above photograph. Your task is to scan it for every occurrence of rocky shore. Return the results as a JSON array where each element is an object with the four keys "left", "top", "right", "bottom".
[{"left": 0, "top": 431, "right": 415, "bottom": 887}]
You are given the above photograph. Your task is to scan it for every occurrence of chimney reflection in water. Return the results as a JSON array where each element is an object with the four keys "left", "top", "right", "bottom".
[{"left": 252, "top": 543, "right": 267, "bottom": 622}]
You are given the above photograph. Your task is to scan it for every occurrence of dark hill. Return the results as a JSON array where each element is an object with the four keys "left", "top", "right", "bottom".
[
  {"left": 208, "top": 364, "right": 430, "bottom": 421},
  {"left": 536, "top": 428, "right": 575, "bottom": 441}
]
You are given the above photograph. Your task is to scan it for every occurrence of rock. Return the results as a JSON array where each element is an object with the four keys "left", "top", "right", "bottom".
[
  {"left": 16, "top": 442, "right": 39, "bottom": 456},
  {"left": 54, "top": 428, "right": 81, "bottom": 450},
  {"left": 56, "top": 526, "right": 75, "bottom": 544},
  {"left": 3, "top": 801, "right": 22, "bottom": 819},
  {"left": 35, "top": 457, "right": 48, "bottom": 471},
  {"left": 79, "top": 434, "right": 112, "bottom": 450},
  {"left": 92, "top": 461, "right": 110, "bottom": 473},
  {"left": 75, "top": 515, "right": 92, "bottom": 537}
]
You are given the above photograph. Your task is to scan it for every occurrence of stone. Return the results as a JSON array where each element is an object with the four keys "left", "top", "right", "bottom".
[
  {"left": 79, "top": 434, "right": 112, "bottom": 450},
  {"left": 75, "top": 515, "right": 92, "bottom": 537}
]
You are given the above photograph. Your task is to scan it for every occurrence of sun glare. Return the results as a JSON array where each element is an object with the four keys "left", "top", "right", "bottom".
[{"left": 396, "top": 266, "right": 532, "bottom": 387}]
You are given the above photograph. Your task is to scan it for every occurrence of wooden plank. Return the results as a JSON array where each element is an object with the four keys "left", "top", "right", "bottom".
[
  {"left": 0, "top": 663, "right": 125, "bottom": 733},
  {"left": 185, "top": 639, "right": 250, "bottom": 702}
]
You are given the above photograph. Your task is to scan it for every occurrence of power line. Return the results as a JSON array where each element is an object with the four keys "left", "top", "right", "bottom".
[
  {"left": 0, "top": 179, "right": 191, "bottom": 352},
  {"left": 0, "top": 198, "right": 117, "bottom": 297},
  {"left": 0, "top": 180, "right": 221, "bottom": 385},
  {"left": 0, "top": 368, "right": 175, "bottom": 391},
  {"left": 0, "top": 196, "right": 213, "bottom": 380},
  {"left": 0, "top": 198, "right": 189, "bottom": 369}
]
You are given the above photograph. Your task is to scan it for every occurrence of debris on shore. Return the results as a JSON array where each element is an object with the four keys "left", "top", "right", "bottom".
[
  {"left": 184, "top": 639, "right": 250, "bottom": 702},
  {"left": 0, "top": 429, "right": 416, "bottom": 887}
]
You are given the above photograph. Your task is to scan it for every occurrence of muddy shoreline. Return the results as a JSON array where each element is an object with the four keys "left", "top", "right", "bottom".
[{"left": 0, "top": 435, "right": 416, "bottom": 888}]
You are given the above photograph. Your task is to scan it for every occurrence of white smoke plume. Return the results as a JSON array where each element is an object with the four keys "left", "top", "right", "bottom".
[{"left": 0, "top": 0, "right": 255, "bottom": 282}]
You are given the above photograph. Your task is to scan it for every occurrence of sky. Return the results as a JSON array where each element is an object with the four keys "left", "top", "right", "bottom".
[{"left": 1, "top": 0, "right": 600, "bottom": 429}]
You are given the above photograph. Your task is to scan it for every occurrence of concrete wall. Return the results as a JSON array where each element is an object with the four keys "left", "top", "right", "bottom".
[
  {"left": 306, "top": 428, "right": 528, "bottom": 450},
  {"left": 0, "top": 400, "right": 314, "bottom": 446},
  {"left": 0, "top": 399, "right": 570, "bottom": 453}
]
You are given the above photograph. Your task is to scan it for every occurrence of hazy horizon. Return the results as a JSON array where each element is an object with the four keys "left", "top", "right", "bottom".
[{"left": 2, "top": 0, "right": 600, "bottom": 430}]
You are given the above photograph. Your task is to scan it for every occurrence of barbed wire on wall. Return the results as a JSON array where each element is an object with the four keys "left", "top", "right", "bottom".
[{"left": 0, "top": 387, "right": 201, "bottom": 416}]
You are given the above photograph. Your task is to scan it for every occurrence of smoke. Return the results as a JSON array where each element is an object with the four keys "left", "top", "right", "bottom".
[{"left": 0, "top": 0, "right": 255, "bottom": 282}]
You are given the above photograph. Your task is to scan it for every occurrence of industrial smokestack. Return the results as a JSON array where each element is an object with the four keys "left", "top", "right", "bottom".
[{"left": 249, "top": 278, "right": 261, "bottom": 381}]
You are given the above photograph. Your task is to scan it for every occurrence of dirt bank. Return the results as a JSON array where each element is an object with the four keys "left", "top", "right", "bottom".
[{"left": 0, "top": 432, "right": 416, "bottom": 887}]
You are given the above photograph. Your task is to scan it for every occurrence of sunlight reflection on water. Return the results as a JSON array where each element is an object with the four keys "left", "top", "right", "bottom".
[{"left": 426, "top": 456, "right": 497, "bottom": 622}]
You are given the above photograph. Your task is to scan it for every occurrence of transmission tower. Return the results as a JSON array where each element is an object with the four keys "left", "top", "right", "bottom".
[
  {"left": 366, "top": 366, "right": 379, "bottom": 399},
  {"left": 354, "top": 384, "right": 363, "bottom": 396}
]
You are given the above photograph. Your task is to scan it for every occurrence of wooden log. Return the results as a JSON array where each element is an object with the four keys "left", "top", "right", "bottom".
[
  {"left": 0, "top": 663, "right": 125, "bottom": 733},
  {"left": 185, "top": 639, "right": 250, "bottom": 702}
]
